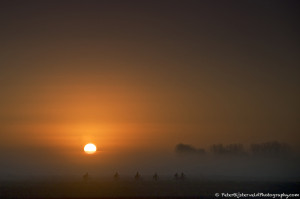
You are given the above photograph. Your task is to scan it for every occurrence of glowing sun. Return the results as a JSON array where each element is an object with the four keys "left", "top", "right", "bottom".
[{"left": 84, "top": 143, "right": 97, "bottom": 154}]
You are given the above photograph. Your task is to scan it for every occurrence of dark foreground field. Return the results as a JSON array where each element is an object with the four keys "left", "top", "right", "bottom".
[{"left": 0, "top": 178, "right": 299, "bottom": 199}]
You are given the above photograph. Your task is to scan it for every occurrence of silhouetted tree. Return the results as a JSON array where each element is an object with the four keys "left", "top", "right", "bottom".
[
  {"left": 250, "top": 141, "right": 291, "bottom": 157},
  {"left": 175, "top": 143, "right": 205, "bottom": 155},
  {"left": 210, "top": 143, "right": 246, "bottom": 156},
  {"left": 210, "top": 144, "right": 225, "bottom": 154}
]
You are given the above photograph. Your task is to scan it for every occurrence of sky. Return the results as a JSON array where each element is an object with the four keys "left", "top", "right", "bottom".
[{"left": 0, "top": 1, "right": 299, "bottom": 178}]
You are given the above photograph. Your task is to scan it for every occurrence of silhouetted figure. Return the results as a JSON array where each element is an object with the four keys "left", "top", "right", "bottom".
[
  {"left": 180, "top": 172, "right": 185, "bottom": 180},
  {"left": 114, "top": 172, "right": 120, "bottom": 180},
  {"left": 83, "top": 172, "right": 89, "bottom": 182},
  {"left": 174, "top": 173, "right": 179, "bottom": 180},
  {"left": 134, "top": 172, "right": 141, "bottom": 180},
  {"left": 153, "top": 172, "right": 159, "bottom": 181}
]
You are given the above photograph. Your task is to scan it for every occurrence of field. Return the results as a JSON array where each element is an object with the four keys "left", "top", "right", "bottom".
[{"left": 0, "top": 177, "right": 299, "bottom": 199}]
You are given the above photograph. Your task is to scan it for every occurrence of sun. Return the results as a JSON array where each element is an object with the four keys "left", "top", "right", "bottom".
[{"left": 84, "top": 143, "right": 97, "bottom": 154}]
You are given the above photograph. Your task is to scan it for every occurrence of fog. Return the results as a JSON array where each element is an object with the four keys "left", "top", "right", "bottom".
[{"left": 1, "top": 141, "right": 299, "bottom": 182}]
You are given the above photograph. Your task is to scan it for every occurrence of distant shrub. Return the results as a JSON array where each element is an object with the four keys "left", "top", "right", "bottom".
[
  {"left": 250, "top": 141, "right": 291, "bottom": 157},
  {"left": 175, "top": 143, "right": 206, "bottom": 155},
  {"left": 210, "top": 143, "right": 246, "bottom": 156}
]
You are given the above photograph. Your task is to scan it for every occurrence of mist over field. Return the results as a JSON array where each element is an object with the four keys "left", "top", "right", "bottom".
[
  {"left": 0, "top": 0, "right": 299, "bottom": 198},
  {"left": 1, "top": 141, "right": 299, "bottom": 181}
]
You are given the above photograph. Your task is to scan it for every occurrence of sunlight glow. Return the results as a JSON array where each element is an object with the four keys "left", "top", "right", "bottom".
[{"left": 84, "top": 143, "right": 97, "bottom": 154}]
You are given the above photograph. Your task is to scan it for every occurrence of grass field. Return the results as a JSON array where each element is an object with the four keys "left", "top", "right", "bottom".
[{"left": 1, "top": 177, "right": 299, "bottom": 199}]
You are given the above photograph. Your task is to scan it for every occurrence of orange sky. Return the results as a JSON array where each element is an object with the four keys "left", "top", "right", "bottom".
[{"left": 0, "top": 1, "right": 299, "bottom": 176}]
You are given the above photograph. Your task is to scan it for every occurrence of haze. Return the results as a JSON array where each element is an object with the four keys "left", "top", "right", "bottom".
[{"left": 0, "top": 1, "right": 299, "bottom": 179}]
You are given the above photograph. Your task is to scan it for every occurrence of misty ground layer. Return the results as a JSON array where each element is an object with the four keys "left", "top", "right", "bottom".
[{"left": 0, "top": 178, "right": 299, "bottom": 199}]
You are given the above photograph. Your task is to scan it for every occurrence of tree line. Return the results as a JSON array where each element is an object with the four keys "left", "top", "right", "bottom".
[{"left": 175, "top": 141, "right": 292, "bottom": 157}]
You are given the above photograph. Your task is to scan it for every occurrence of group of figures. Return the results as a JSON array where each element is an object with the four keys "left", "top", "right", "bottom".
[
  {"left": 174, "top": 172, "right": 185, "bottom": 180},
  {"left": 113, "top": 172, "right": 185, "bottom": 181},
  {"left": 83, "top": 172, "right": 185, "bottom": 181}
]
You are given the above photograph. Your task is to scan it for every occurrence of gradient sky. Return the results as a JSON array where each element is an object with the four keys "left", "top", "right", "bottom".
[{"left": 0, "top": 1, "right": 299, "bottom": 176}]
